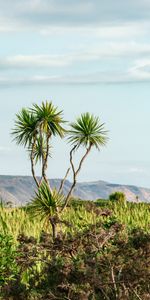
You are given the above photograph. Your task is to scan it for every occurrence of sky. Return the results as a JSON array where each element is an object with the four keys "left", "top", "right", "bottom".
[{"left": 1, "top": 0, "right": 150, "bottom": 187}]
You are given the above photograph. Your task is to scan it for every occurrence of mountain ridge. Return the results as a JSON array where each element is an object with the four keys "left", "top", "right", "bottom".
[{"left": 0, "top": 175, "right": 150, "bottom": 206}]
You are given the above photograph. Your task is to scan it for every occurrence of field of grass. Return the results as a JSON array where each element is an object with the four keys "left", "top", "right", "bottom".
[
  {"left": 0, "top": 199, "right": 150, "bottom": 299},
  {"left": 0, "top": 200, "right": 150, "bottom": 240}
]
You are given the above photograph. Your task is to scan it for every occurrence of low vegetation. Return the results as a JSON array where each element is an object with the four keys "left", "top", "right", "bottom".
[{"left": 0, "top": 199, "right": 150, "bottom": 299}]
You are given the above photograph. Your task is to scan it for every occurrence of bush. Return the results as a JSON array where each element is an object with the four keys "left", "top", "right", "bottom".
[
  {"left": 109, "top": 191, "right": 126, "bottom": 204},
  {"left": 95, "top": 199, "right": 109, "bottom": 207}
]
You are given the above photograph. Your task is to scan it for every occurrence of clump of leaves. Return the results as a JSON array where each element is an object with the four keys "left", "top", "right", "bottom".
[
  {"left": 109, "top": 191, "right": 126, "bottom": 205},
  {"left": 0, "top": 234, "right": 19, "bottom": 287}
]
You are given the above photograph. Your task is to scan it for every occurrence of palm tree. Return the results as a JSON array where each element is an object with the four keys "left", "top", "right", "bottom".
[
  {"left": 28, "top": 181, "right": 64, "bottom": 240},
  {"left": 31, "top": 101, "right": 65, "bottom": 138},
  {"left": 61, "top": 112, "right": 108, "bottom": 211},
  {"left": 12, "top": 101, "right": 66, "bottom": 189},
  {"left": 30, "top": 101, "right": 66, "bottom": 187},
  {"left": 12, "top": 108, "right": 40, "bottom": 187}
]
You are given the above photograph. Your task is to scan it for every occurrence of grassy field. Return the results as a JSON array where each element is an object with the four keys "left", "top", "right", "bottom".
[
  {"left": 0, "top": 200, "right": 150, "bottom": 240},
  {"left": 0, "top": 199, "right": 150, "bottom": 299}
]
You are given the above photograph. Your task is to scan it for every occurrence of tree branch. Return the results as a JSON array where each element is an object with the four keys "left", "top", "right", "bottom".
[
  {"left": 58, "top": 167, "right": 70, "bottom": 194},
  {"left": 61, "top": 143, "right": 92, "bottom": 212},
  {"left": 75, "top": 143, "right": 92, "bottom": 177}
]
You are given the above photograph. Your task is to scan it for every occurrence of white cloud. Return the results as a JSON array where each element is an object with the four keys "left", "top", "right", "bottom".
[
  {"left": 0, "top": 69, "right": 149, "bottom": 87},
  {"left": 18, "top": 0, "right": 93, "bottom": 15},
  {"left": 0, "top": 55, "right": 69, "bottom": 68},
  {"left": 1, "top": 42, "right": 150, "bottom": 70},
  {"left": 130, "top": 59, "right": 150, "bottom": 79},
  {"left": 0, "top": 0, "right": 150, "bottom": 34}
]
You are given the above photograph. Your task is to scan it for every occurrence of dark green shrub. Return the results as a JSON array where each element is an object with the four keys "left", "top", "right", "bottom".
[
  {"left": 95, "top": 198, "right": 109, "bottom": 207},
  {"left": 109, "top": 191, "right": 126, "bottom": 204},
  {"left": 69, "top": 198, "right": 94, "bottom": 210}
]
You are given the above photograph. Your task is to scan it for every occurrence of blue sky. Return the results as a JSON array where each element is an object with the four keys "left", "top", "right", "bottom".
[{"left": 1, "top": 0, "right": 150, "bottom": 187}]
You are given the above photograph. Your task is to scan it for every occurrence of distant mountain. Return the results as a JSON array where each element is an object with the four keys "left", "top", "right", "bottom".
[{"left": 0, "top": 175, "right": 150, "bottom": 206}]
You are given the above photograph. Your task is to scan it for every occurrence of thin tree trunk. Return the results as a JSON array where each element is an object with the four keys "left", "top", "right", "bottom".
[
  {"left": 58, "top": 167, "right": 70, "bottom": 193},
  {"left": 61, "top": 144, "right": 92, "bottom": 212},
  {"left": 30, "top": 139, "right": 40, "bottom": 188},
  {"left": 39, "top": 124, "right": 44, "bottom": 186},
  {"left": 61, "top": 180, "right": 76, "bottom": 211},
  {"left": 75, "top": 143, "right": 92, "bottom": 177},
  {"left": 69, "top": 144, "right": 77, "bottom": 176},
  {"left": 38, "top": 128, "right": 52, "bottom": 192},
  {"left": 42, "top": 134, "right": 52, "bottom": 192},
  {"left": 50, "top": 218, "right": 57, "bottom": 241}
]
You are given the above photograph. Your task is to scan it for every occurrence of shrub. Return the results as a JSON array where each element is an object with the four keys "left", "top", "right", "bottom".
[
  {"left": 95, "top": 198, "right": 109, "bottom": 207},
  {"left": 109, "top": 191, "right": 126, "bottom": 204}
]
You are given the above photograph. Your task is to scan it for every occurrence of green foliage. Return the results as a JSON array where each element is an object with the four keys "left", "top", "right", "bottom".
[
  {"left": 12, "top": 101, "right": 66, "bottom": 188},
  {"left": 95, "top": 198, "right": 110, "bottom": 207},
  {"left": 0, "top": 234, "right": 18, "bottom": 287},
  {"left": 31, "top": 101, "right": 65, "bottom": 138},
  {"left": 69, "top": 198, "right": 93, "bottom": 209},
  {"left": 28, "top": 181, "right": 64, "bottom": 222},
  {"left": 28, "top": 136, "right": 52, "bottom": 164},
  {"left": 0, "top": 200, "right": 150, "bottom": 299},
  {"left": 0, "top": 200, "right": 150, "bottom": 242},
  {"left": 12, "top": 108, "right": 37, "bottom": 147},
  {"left": 68, "top": 112, "right": 108, "bottom": 149},
  {"left": 1, "top": 221, "right": 150, "bottom": 299},
  {"left": 12, "top": 101, "right": 65, "bottom": 148},
  {"left": 103, "top": 216, "right": 118, "bottom": 229},
  {"left": 109, "top": 191, "right": 126, "bottom": 204}
]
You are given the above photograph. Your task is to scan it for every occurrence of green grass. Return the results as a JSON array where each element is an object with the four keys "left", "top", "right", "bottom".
[
  {"left": 1, "top": 199, "right": 150, "bottom": 300},
  {"left": 108, "top": 201, "right": 150, "bottom": 232},
  {"left": 0, "top": 200, "right": 150, "bottom": 243}
]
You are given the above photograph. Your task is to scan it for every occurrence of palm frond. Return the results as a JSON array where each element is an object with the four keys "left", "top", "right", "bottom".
[
  {"left": 30, "top": 101, "right": 66, "bottom": 138},
  {"left": 11, "top": 108, "right": 37, "bottom": 147},
  {"left": 28, "top": 181, "right": 65, "bottom": 221},
  {"left": 68, "top": 112, "right": 108, "bottom": 150},
  {"left": 28, "top": 137, "right": 52, "bottom": 164}
]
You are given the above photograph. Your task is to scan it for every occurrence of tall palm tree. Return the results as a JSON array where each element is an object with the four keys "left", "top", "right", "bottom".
[
  {"left": 61, "top": 112, "right": 108, "bottom": 211},
  {"left": 30, "top": 101, "right": 66, "bottom": 187},
  {"left": 12, "top": 101, "right": 66, "bottom": 189}
]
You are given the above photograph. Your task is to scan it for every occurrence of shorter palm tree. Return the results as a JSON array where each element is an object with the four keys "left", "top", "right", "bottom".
[
  {"left": 61, "top": 112, "right": 108, "bottom": 211},
  {"left": 28, "top": 181, "right": 64, "bottom": 240}
]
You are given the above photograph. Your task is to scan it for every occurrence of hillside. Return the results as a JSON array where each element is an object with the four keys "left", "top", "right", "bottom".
[{"left": 0, "top": 175, "right": 150, "bottom": 206}]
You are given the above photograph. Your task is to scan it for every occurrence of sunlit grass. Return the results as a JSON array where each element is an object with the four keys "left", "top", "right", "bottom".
[
  {"left": 108, "top": 201, "right": 150, "bottom": 232},
  {"left": 0, "top": 200, "right": 150, "bottom": 243}
]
